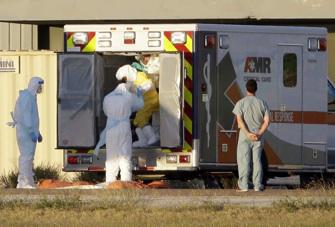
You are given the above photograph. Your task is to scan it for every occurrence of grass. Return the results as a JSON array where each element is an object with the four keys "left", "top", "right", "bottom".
[
  {"left": 1, "top": 199, "right": 335, "bottom": 226},
  {"left": 0, "top": 164, "right": 64, "bottom": 188},
  {"left": 0, "top": 169, "right": 18, "bottom": 189},
  {"left": 0, "top": 190, "right": 335, "bottom": 226},
  {"left": 274, "top": 197, "right": 335, "bottom": 212}
]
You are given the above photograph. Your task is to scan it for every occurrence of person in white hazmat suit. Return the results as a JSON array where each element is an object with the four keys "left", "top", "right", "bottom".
[
  {"left": 94, "top": 66, "right": 144, "bottom": 183},
  {"left": 7, "top": 77, "right": 44, "bottom": 189}
]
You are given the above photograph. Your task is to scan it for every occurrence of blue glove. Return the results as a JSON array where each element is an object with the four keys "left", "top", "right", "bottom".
[
  {"left": 136, "top": 88, "right": 143, "bottom": 97},
  {"left": 30, "top": 132, "right": 38, "bottom": 143},
  {"left": 38, "top": 133, "right": 43, "bottom": 143}
]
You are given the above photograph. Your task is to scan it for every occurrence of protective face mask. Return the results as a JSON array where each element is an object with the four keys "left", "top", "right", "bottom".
[{"left": 36, "top": 85, "right": 43, "bottom": 94}]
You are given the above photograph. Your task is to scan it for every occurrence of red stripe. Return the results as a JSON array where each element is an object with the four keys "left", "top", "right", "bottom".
[
  {"left": 66, "top": 32, "right": 73, "bottom": 40},
  {"left": 87, "top": 32, "right": 95, "bottom": 42},
  {"left": 184, "top": 102, "right": 192, "bottom": 119},
  {"left": 185, "top": 76, "right": 193, "bottom": 91},
  {"left": 164, "top": 31, "right": 172, "bottom": 41},
  {"left": 184, "top": 52, "right": 193, "bottom": 64},
  {"left": 174, "top": 43, "right": 190, "bottom": 53}
]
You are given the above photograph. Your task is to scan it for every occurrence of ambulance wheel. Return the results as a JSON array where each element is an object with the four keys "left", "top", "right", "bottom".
[
  {"left": 201, "top": 173, "right": 222, "bottom": 189},
  {"left": 218, "top": 173, "right": 238, "bottom": 189}
]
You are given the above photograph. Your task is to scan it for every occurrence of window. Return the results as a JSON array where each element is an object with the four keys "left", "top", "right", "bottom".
[{"left": 283, "top": 53, "right": 297, "bottom": 87}]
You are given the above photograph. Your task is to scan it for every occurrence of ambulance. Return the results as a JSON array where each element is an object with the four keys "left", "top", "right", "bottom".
[{"left": 57, "top": 24, "right": 335, "bottom": 180}]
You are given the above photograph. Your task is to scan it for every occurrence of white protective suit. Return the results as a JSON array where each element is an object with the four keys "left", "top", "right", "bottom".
[
  {"left": 9, "top": 77, "right": 44, "bottom": 189},
  {"left": 94, "top": 83, "right": 144, "bottom": 182}
]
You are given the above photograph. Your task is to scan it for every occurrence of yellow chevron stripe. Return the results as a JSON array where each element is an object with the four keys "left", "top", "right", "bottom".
[
  {"left": 185, "top": 34, "right": 193, "bottom": 52},
  {"left": 67, "top": 35, "right": 74, "bottom": 48},
  {"left": 184, "top": 59, "right": 193, "bottom": 80},
  {"left": 162, "top": 149, "right": 172, "bottom": 153},
  {"left": 184, "top": 86, "right": 192, "bottom": 107},
  {"left": 164, "top": 36, "right": 177, "bottom": 52},
  {"left": 184, "top": 113, "right": 192, "bottom": 134},
  {"left": 83, "top": 36, "right": 96, "bottom": 52},
  {"left": 184, "top": 142, "right": 192, "bottom": 150}
]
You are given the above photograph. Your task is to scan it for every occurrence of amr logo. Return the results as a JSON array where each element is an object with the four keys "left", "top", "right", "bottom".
[{"left": 244, "top": 57, "right": 271, "bottom": 73}]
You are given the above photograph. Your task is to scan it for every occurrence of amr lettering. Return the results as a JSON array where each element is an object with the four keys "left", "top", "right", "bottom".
[{"left": 244, "top": 57, "right": 271, "bottom": 73}]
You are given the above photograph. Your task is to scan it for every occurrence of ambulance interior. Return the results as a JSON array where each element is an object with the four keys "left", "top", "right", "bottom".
[{"left": 99, "top": 52, "right": 183, "bottom": 149}]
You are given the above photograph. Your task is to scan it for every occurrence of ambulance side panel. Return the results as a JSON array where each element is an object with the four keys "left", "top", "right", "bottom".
[{"left": 195, "top": 31, "right": 218, "bottom": 164}]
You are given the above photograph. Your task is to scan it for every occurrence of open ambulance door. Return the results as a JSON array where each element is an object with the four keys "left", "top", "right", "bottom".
[
  {"left": 159, "top": 53, "right": 183, "bottom": 147},
  {"left": 57, "top": 53, "right": 104, "bottom": 148}
]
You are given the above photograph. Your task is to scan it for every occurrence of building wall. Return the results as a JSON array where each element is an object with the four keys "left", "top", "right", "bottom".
[
  {"left": 0, "top": 51, "right": 62, "bottom": 175},
  {"left": 50, "top": 27, "right": 64, "bottom": 52},
  {"left": 0, "top": 22, "right": 38, "bottom": 51}
]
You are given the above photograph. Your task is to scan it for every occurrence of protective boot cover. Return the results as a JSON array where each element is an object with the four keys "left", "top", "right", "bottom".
[{"left": 132, "top": 127, "right": 148, "bottom": 147}]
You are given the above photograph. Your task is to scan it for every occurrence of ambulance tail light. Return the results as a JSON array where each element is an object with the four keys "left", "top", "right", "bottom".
[
  {"left": 171, "top": 32, "right": 186, "bottom": 44},
  {"left": 72, "top": 32, "right": 88, "bottom": 45},
  {"left": 179, "top": 155, "right": 190, "bottom": 163},
  {"left": 81, "top": 155, "right": 93, "bottom": 164},
  {"left": 68, "top": 156, "right": 79, "bottom": 164},
  {"left": 318, "top": 38, "right": 327, "bottom": 51},
  {"left": 67, "top": 155, "right": 93, "bottom": 165},
  {"left": 308, "top": 38, "right": 327, "bottom": 51},
  {"left": 124, "top": 32, "right": 136, "bottom": 44}
]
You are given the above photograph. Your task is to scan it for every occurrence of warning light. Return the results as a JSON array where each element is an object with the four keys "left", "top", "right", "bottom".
[
  {"left": 124, "top": 32, "right": 136, "bottom": 44},
  {"left": 318, "top": 38, "right": 327, "bottom": 51},
  {"left": 204, "top": 35, "right": 215, "bottom": 48},
  {"left": 171, "top": 32, "right": 186, "bottom": 44},
  {"left": 72, "top": 32, "right": 88, "bottom": 45}
]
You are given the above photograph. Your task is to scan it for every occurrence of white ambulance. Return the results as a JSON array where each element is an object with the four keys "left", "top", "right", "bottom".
[{"left": 57, "top": 24, "right": 335, "bottom": 182}]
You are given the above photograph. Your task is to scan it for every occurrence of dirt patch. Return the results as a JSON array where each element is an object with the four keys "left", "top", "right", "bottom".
[
  {"left": 106, "top": 180, "right": 170, "bottom": 189},
  {"left": 38, "top": 179, "right": 93, "bottom": 189},
  {"left": 147, "top": 180, "right": 169, "bottom": 189},
  {"left": 106, "top": 181, "right": 148, "bottom": 189}
]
